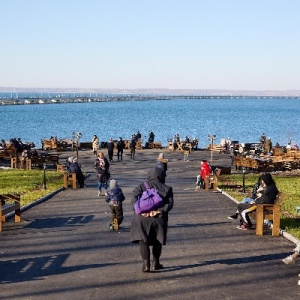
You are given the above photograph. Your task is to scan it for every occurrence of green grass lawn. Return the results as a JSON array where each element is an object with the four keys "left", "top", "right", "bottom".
[
  {"left": 0, "top": 169, "right": 64, "bottom": 206},
  {"left": 219, "top": 173, "right": 300, "bottom": 239}
]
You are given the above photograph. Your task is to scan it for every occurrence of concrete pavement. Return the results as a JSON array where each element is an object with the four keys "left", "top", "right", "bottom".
[{"left": 0, "top": 148, "right": 299, "bottom": 300}]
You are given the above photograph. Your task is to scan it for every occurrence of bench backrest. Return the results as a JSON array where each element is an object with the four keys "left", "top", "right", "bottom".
[{"left": 274, "top": 191, "right": 286, "bottom": 206}]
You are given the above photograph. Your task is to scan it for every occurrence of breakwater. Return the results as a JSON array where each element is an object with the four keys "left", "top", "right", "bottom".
[{"left": 1, "top": 94, "right": 300, "bottom": 106}]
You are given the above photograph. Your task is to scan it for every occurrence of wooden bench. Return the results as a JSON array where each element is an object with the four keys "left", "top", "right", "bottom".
[
  {"left": 63, "top": 172, "right": 77, "bottom": 189},
  {"left": 57, "top": 163, "right": 67, "bottom": 172},
  {"left": 145, "top": 142, "right": 162, "bottom": 149},
  {"left": 0, "top": 194, "right": 21, "bottom": 232},
  {"left": 204, "top": 168, "right": 221, "bottom": 191},
  {"left": 26, "top": 154, "right": 59, "bottom": 170},
  {"left": 250, "top": 192, "right": 286, "bottom": 236},
  {"left": 0, "top": 148, "right": 17, "bottom": 162}
]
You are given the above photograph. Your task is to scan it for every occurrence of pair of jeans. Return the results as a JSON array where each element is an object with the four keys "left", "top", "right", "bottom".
[
  {"left": 97, "top": 174, "right": 108, "bottom": 191},
  {"left": 242, "top": 197, "right": 253, "bottom": 204}
]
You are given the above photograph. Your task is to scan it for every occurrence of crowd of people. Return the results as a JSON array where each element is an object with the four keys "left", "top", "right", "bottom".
[
  {"left": 90, "top": 130, "right": 155, "bottom": 163},
  {"left": 0, "top": 137, "right": 35, "bottom": 153}
]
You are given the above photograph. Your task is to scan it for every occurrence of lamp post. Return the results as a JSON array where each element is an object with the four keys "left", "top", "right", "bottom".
[
  {"left": 72, "top": 132, "right": 82, "bottom": 159},
  {"left": 242, "top": 167, "right": 246, "bottom": 193},
  {"left": 43, "top": 163, "right": 47, "bottom": 190},
  {"left": 207, "top": 134, "right": 216, "bottom": 167}
]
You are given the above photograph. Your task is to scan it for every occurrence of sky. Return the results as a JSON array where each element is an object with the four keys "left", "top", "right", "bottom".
[{"left": 1, "top": 0, "right": 300, "bottom": 91}]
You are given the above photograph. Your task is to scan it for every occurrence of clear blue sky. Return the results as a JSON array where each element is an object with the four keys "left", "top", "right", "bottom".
[{"left": 1, "top": 0, "right": 300, "bottom": 91}]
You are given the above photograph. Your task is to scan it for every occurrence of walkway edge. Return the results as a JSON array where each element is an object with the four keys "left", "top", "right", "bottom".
[
  {"left": 5, "top": 187, "right": 65, "bottom": 220},
  {"left": 5, "top": 173, "right": 91, "bottom": 220},
  {"left": 219, "top": 188, "right": 300, "bottom": 245}
]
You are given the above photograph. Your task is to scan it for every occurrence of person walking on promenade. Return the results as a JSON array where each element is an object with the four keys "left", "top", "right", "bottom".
[
  {"left": 136, "top": 131, "right": 142, "bottom": 141},
  {"left": 265, "top": 137, "right": 272, "bottom": 154},
  {"left": 130, "top": 135, "right": 136, "bottom": 161},
  {"left": 260, "top": 132, "right": 266, "bottom": 147},
  {"left": 107, "top": 138, "right": 115, "bottom": 162},
  {"left": 130, "top": 167, "right": 174, "bottom": 273},
  {"left": 105, "top": 179, "right": 125, "bottom": 230},
  {"left": 156, "top": 153, "right": 168, "bottom": 181},
  {"left": 94, "top": 152, "right": 110, "bottom": 196},
  {"left": 92, "top": 135, "right": 99, "bottom": 156},
  {"left": 282, "top": 242, "right": 300, "bottom": 286},
  {"left": 116, "top": 137, "right": 125, "bottom": 161},
  {"left": 148, "top": 130, "right": 155, "bottom": 143}
]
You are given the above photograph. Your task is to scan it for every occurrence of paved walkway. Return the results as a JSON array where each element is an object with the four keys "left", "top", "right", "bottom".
[{"left": 1, "top": 149, "right": 299, "bottom": 300}]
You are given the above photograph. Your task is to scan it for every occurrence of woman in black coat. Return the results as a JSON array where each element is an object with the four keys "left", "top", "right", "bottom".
[
  {"left": 130, "top": 167, "right": 174, "bottom": 272},
  {"left": 237, "top": 172, "right": 278, "bottom": 229}
]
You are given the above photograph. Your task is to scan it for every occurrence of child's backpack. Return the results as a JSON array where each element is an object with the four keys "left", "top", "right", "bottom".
[{"left": 134, "top": 182, "right": 164, "bottom": 214}]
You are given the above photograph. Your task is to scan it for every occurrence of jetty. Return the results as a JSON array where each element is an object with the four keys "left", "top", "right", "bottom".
[{"left": 1, "top": 94, "right": 300, "bottom": 106}]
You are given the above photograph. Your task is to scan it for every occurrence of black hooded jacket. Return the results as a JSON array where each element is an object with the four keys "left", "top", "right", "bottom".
[{"left": 130, "top": 167, "right": 174, "bottom": 245}]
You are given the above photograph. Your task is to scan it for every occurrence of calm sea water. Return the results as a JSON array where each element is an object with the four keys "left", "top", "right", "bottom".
[{"left": 0, "top": 98, "right": 299, "bottom": 148}]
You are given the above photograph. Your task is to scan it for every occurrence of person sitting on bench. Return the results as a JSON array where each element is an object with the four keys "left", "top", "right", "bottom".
[
  {"left": 236, "top": 173, "right": 278, "bottom": 230},
  {"left": 67, "top": 157, "right": 85, "bottom": 188}
]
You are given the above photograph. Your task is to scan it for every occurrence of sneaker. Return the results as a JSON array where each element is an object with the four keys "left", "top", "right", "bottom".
[
  {"left": 237, "top": 224, "right": 249, "bottom": 230},
  {"left": 97, "top": 191, "right": 101, "bottom": 196},
  {"left": 228, "top": 213, "right": 238, "bottom": 220},
  {"left": 282, "top": 255, "right": 296, "bottom": 265},
  {"left": 109, "top": 224, "right": 113, "bottom": 230}
]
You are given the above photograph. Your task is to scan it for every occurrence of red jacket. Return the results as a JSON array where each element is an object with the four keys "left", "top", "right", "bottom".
[{"left": 200, "top": 162, "right": 212, "bottom": 180}]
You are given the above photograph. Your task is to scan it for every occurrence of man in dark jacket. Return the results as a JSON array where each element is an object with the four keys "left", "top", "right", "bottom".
[
  {"left": 116, "top": 137, "right": 125, "bottom": 161},
  {"left": 130, "top": 167, "right": 174, "bottom": 273},
  {"left": 130, "top": 135, "right": 136, "bottom": 161},
  {"left": 107, "top": 138, "right": 115, "bottom": 162}
]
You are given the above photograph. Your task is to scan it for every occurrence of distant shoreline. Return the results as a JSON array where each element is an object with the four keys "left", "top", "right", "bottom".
[{"left": 1, "top": 94, "right": 300, "bottom": 106}]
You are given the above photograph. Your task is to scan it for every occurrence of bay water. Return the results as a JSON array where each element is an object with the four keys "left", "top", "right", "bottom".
[{"left": 0, "top": 98, "right": 299, "bottom": 148}]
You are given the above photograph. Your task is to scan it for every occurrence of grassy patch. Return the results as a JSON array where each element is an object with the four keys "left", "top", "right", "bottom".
[
  {"left": 219, "top": 173, "right": 300, "bottom": 239},
  {"left": 0, "top": 169, "right": 64, "bottom": 206}
]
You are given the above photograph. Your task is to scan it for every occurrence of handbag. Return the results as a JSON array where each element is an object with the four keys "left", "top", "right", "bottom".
[{"left": 134, "top": 182, "right": 164, "bottom": 214}]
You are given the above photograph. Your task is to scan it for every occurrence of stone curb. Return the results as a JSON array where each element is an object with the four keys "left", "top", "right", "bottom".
[{"left": 6, "top": 187, "right": 64, "bottom": 220}]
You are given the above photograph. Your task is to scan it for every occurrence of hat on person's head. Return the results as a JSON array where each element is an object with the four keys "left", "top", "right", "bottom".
[
  {"left": 157, "top": 153, "right": 168, "bottom": 163},
  {"left": 109, "top": 179, "right": 118, "bottom": 189}
]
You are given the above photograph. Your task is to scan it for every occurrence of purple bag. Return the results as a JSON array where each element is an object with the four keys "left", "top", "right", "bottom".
[{"left": 134, "top": 182, "right": 164, "bottom": 214}]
